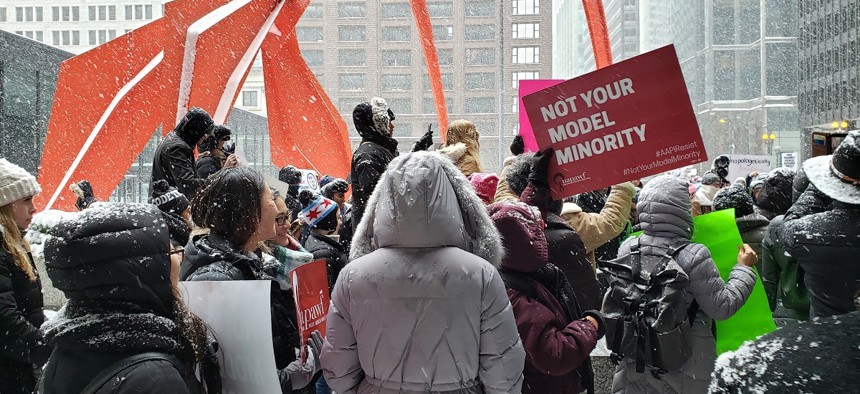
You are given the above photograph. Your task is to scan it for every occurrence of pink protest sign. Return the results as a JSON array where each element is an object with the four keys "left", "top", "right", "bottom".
[{"left": 518, "top": 79, "right": 564, "bottom": 152}]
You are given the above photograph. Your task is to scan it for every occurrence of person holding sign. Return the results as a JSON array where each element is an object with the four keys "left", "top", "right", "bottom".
[
  {"left": 180, "top": 166, "right": 321, "bottom": 393},
  {"left": 607, "top": 176, "right": 757, "bottom": 393},
  {"left": 322, "top": 152, "right": 525, "bottom": 394}
]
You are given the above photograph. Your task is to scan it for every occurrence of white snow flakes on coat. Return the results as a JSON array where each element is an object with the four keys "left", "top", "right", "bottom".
[{"left": 324, "top": 152, "right": 524, "bottom": 394}]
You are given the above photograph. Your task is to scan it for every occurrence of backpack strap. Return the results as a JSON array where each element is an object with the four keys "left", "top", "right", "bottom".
[{"left": 80, "top": 352, "right": 183, "bottom": 394}]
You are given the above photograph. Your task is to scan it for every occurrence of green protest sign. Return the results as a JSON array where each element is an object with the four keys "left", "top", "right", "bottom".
[{"left": 690, "top": 209, "right": 776, "bottom": 354}]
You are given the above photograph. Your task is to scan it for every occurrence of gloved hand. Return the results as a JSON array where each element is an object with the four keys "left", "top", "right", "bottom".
[
  {"left": 528, "top": 149, "right": 554, "bottom": 188},
  {"left": 280, "top": 330, "right": 324, "bottom": 391},
  {"left": 412, "top": 125, "right": 434, "bottom": 152},
  {"left": 510, "top": 135, "right": 525, "bottom": 156}
]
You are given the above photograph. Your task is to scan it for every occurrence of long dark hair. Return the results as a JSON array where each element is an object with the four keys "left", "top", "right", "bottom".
[{"left": 191, "top": 166, "right": 266, "bottom": 248}]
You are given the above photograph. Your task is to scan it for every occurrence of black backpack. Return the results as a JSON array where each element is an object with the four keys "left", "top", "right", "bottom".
[{"left": 601, "top": 238, "right": 695, "bottom": 376}]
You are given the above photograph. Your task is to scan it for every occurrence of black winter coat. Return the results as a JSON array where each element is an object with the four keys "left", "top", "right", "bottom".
[
  {"left": 0, "top": 247, "right": 48, "bottom": 393},
  {"left": 195, "top": 152, "right": 223, "bottom": 180},
  {"left": 180, "top": 234, "right": 300, "bottom": 371},
  {"left": 761, "top": 215, "right": 809, "bottom": 322},
  {"left": 150, "top": 132, "right": 204, "bottom": 201},
  {"left": 781, "top": 202, "right": 860, "bottom": 318},
  {"left": 544, "top": 213, "right": 602, "bottom": 312},
  {"left": 41, "top": 347, "right": 202, "bottom": 394},
  {"left": 303, "top": 232, "right": 348, "bottom": 292},
  {"left": 710, "top": 311, "right": 860, "bottom": 393},
  {"left": 350, "top": 103, "right": 398, "bottom": 232}
]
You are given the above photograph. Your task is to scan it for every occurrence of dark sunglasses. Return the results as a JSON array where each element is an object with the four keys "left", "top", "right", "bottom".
[{"left": 276, "top": 213, "right": 290, "bottom": 226}]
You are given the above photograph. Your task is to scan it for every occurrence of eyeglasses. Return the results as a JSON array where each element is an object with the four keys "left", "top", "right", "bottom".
[
  {"left": 169, "top": 246, "right": 185, "bottom": 260},
  {"left": 276, "top": 213, "right": 290, "bottom": 226}
]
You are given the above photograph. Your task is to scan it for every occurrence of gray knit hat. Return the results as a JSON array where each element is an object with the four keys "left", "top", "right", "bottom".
[{"left": 0, "top": 159, "right": 41, "bottom": 206}]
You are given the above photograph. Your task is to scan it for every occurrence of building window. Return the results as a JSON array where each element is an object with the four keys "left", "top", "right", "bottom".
[
  {"left": 437, "top": 49, "right": 453, "bottom": 66},
  {"left": 338, "top": 98, "right": 362, "bottom": 114},
  {"left": 512, "top": 46, "right": 540, "bottom": 63},
  {"left": 432, "top": 25, "right": 453, "bottom": 41},
  {"left": 387, "top": 98, "right": 413, "bottom": 114},
  {"left": 465, "top": 1, "right": 494, "bottom": 17},
  {"left": 512, "top": 23, "right": 540, "bottom": 39},
  {"left": 338, "top": 2, "right": 366, "bottom": 18},
  {"left": 465, "top": 24, "right": 495, "bottom": 40},
  {"left": 338, "top": 49, "right": 366, "bottom": 66},
  {"left": 53, "top": 30, "right": 81, "bottom": 46},
  {"left": 465, "top": 97, "right": 495, "bottom": 113},
  {"left": 53, "top": 6, "right": 79, "bottom": 21},
  {"left": 304, "top": 4, "right": 323, "bottom": 18},
  {"left": 125, "top": 5, "right": 153, "bottom": 20},
  {"left": 338, "top": 26, "right": 366, "bottom": 42},
  {"left": 423, "top": 73, "right": 453, "bottom": 90},
  {"left": 512, "top": 71, "right": 540, "bottom": 88},
  {"left": 88, "top": 29, "right": 115, "bottom": 45},
  {"left": 242, "top": 91, "right": 259, "bottom": 107},
  {"left": 18, "top": 6, "right": 43, "bottom": 22},
  {"left": 512, "top": 0, "right": 540, "bottom": 15},
  {"left": 382, "top": 26, "right": 411, "bottom": 42},
  {"left": 89, "top": 5, "right": 116, "bottom": 21},
  {"left": 303, "top": 49, "right": 324, "bottom": 67},
  {"left": 382, "top": 50, "right": 412, "bottom": 67},
  {"left": 466, "top": 73, "right": 495, "bottom": 90},
  {"left": 339, "top": 74, "right": 366, "bottom": 91},
  {"left": 382, "top": 3, "right": 411, "bottom": 18},
  {"left": 466, "top": 48, "right": 495, "bottom": 65},
  {"left": 423, "top": 97, "right": 453, "bottom": 113},
  {"left": 0, "top": 8, "right": 6, "bottom": 22},
  {"left": 382, "top": 74, "right": 412, "bottom": 91},
  {"left": 297, "top": 27, "right": 323, "bottom": 42},
  {"left": 428, "top": 2, "right": 453, "bottom": 18}
]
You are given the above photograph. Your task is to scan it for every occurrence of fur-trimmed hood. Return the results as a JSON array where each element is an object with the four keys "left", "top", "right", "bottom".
[{"left": 350, "top": 151, "right": 502, "bottom": 266}]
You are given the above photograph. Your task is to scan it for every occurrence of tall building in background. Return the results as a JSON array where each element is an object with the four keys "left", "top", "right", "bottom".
[
  {"left": 797, "top": 0, "right": 859, "bottom": 160},
  {"left": 0, "top": 0, "right": 163, "bottom": 53},
  {"left": 235, "top": 0, "right": 554, "bottom": 172},
  {"left": 553, "top": 0, "right": 591, "bottom": 79},
  {"left": 638, "top": 0, "right": 671, "bottom": 53}
]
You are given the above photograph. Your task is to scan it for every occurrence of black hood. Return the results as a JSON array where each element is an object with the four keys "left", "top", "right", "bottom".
[
  {"left": 353, "top": 102, "right": 398, "bottom": 153},
  {"left": 756, "top": 168, "right": 795, "bottom": 215},
  {"left": 174, "top": 107, "right": 214, "bottom": 147},
  {"left": 44, "top": 203, "right": 175, "bottom": 316}
]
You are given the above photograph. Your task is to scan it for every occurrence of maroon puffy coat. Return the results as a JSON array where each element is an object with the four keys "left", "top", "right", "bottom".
[{"left": 488, "top": 202, "right": 602, "bottom": 394}]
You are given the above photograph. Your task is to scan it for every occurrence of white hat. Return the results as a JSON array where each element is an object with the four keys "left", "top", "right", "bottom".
[{"left": 0, "top": 159, "right": 41, "bottom": 207}]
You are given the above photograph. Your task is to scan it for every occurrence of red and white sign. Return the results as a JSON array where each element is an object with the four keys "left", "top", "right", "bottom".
[
  {"left": 290, "top": 259, "right": 330, "bottom": 363},
  {"left": 522, "top": 45, "right": 707, "bottom": 199}
]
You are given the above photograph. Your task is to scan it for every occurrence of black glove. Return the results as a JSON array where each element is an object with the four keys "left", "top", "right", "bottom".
[
  {"left": 510, "top": 135, "right": 525, "bottom": 156},
  {"left": 71, "top": 180, "right": 97, "bottom": 211},
  {"left": 411, "top": 125, "right": 434, "bottom": 152},
  {"left": 223, "top": 143, "right": 235, "bottom": 155},
  {"left": 528, "top": 149, "right": 554, "bottom": 188}
]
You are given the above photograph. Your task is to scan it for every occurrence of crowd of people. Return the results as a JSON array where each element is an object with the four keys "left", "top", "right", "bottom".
[{"left": 0, "top": 98, "right": 857, "bottom": 394}]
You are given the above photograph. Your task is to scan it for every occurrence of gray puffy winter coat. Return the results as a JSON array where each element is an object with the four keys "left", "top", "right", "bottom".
[
  {"left": 611, "top": 176, "right": 756, "bottom": 394},
  {"left": 321, "top": 152, "right": 525, "bottom": 394}
]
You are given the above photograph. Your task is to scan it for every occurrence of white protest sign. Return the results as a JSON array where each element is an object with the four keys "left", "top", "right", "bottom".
[
  {"left": 726, "top": 154, "right": 773, "bottom": 183},
  {"left": 781, "top": 152, "right": 798, "bottom": 170},
  {"left": 179, "top": 281, "right": 280, "bottom": 394},
  {"left": 298, "top": 169, "right": 319, "bottom": 191}
]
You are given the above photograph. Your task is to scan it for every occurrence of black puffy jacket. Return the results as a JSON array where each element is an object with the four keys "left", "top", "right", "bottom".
[
  {"left": 0, "top": 247, "right": 48, "bottom": 393},
  {"left": 41, "top": 347, "right": 202, "bottom": 394},
  {"left": 544, "top": 213, "right": 601, "bottom": 312},
  {"left": 180, "top": 234, "right": 300, "bottom": 371},
  {"left": 150, "top": 132, "right": 204, "bottom": 201},
  {"left": 781, "top": 202, "right": 860, "bottom": 318},
  {"left": 303, "top": 232, "right": 348, "bottom": 292},
  {"left": 350, "top": 102, "right": 399, "bottom": 232},
  {"left": 195, "top": 152, "right": 224, "bottom": 180}
]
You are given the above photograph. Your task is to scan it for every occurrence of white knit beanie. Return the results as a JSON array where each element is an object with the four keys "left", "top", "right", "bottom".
[
  {"left": 370, "top": 97, "right": 391, "bottom": 133},
  {"left": 0, "top": 159, "right": 41, "bottom": 207}
]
